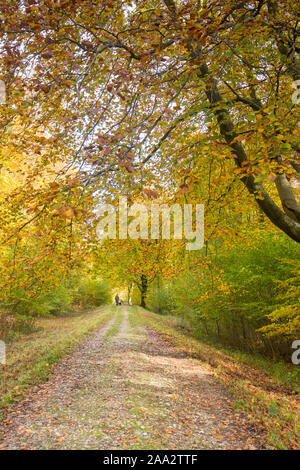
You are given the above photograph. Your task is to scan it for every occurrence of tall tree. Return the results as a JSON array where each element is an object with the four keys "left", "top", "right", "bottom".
[{"left": 0, "top": 0, "right": 299, "bottom": 243}]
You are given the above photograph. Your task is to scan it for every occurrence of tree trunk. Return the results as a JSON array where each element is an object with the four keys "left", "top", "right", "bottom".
[
  {"left": 157, "top": 275, "right": 161, "bottom": 313},
  {"left": 127, "top": 283, "right": 133, "bottom": 305},
  {"left": 202, "top": 319, "right": 209, "bottom": 336},
  {"left": 140, "top": 275, "right": 148, "bottom": 308},
  {"left": 198, "top": 61, "right": 300, "bottom": 243},
  {"left": 163, "top": 0, "right": 300, "bottom": 243},
  {"left": 216, "top": 319, "right": 220, "bottom": 337}
]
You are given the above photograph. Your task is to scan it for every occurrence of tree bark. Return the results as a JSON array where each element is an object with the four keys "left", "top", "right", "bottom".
[
  {"left": 157, "top": 275, "right": 161, "bottom": 313},
  {"left": 140, "top": 274, "right": 148, "bottom": 308},
  {"left": 197, "top": 62, "right": 300, "bottom": 242},
  {"left": 275, "top": 173, "right": 300, "bottom": 223},
  {"left": 163, "top": 0, "right": 300, "bottom": 243},
  {"left": 127, "top": 283, "right": 133, "bottom": 305}
]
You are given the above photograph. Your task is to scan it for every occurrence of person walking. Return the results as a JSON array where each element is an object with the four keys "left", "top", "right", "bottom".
[{"left": 115, "top": 294, "right": 120, "bottom": 306}]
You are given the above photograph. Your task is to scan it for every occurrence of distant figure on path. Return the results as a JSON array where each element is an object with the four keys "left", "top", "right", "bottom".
[{"left": 115, "top": 294, "right": 120, "bottom": 306}]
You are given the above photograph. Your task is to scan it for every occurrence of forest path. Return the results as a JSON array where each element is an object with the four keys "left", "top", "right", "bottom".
[{"left": 0, "top": 306, "right": 263, "bottom": 450}]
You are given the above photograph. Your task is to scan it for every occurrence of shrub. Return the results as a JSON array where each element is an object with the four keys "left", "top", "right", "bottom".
[
  {"left": 153, "top": 234, "right": 300, "bottom": 360},
  {"left": 76, "top": 279, "right": 111, "bottom": 307},
  {"left": 14, "top": 314, "right": 37, "bottom": 334},
  {"left": 13, "top": 284, "right": 75, "bottom": 317},
  {"left": 148, "top": 281, "right": 175, "bottom": 315},
  {"left": 0, "top": 311, "right": 16, "bottom": 340}
]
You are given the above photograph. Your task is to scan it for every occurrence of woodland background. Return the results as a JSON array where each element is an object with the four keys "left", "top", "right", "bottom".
[{"left": 0, "top": 0, "right": 299, "bottom": 362}]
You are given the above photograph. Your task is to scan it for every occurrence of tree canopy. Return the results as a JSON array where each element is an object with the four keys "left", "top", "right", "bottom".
[
  {"left": 1, "top": 0, "right": 299, "bottom": 241},
  {"left": 0, "top": 0, "right": 299, "bottom": 346}
]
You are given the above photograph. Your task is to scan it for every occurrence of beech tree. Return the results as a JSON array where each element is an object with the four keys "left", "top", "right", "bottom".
[{"left": 1, "top": 0, "right": 299, "bottom": 243}]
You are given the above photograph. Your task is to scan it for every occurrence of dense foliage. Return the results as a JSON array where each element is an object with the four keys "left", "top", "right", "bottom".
[
  {"left": 146, "top": 235, "right": 300, "bottom": 359},
  {"left": 0, "top": 1, "right": 299, "bottom": 360}
]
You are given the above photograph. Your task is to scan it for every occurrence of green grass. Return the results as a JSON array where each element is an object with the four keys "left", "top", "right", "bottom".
[
  {"left": 140, "top": 310, "right": 300, "bottom": 393},
  {"left": 187, "top": 328, "right": 300, "bottom": 393},
  {"left": 0, "top": 305, "right": 114, "bottom": 414},
  {"left": 105, "top": 306, "right": 123, "bottom": 337},
  {"left": 227, "top": 349, "right": 300, "bottom": 391},
  {"left": 132, "top": 306, "right": 300, "bottom": 450}
]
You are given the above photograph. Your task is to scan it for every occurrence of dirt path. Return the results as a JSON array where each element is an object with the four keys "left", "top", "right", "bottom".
[{"left": 0, "top": 306, "right": 263, "bottom": 450}]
